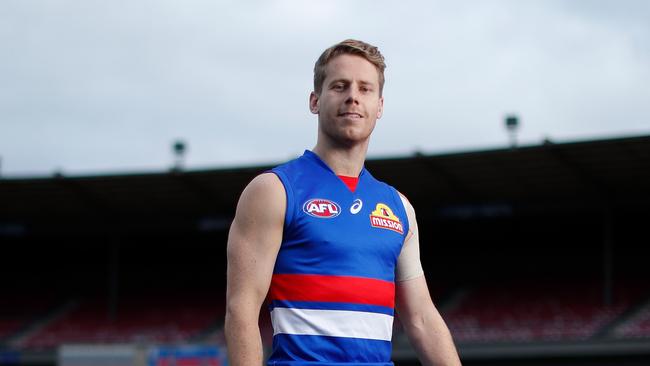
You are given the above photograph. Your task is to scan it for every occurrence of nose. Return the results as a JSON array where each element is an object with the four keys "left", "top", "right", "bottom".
[{"left": 344, "top": 87, "right": 360, "bottom": 105}]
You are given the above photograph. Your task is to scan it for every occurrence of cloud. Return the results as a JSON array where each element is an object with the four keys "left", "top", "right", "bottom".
[{"left": 1, "top": 0, "right": 648, "bottom": 176}]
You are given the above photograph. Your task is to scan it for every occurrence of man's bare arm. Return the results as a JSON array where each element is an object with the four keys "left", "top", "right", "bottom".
[
  {"left": 396, "top": 277, "right": 461, "bottom": 366},
  {"left": 225, "top": 173, "right": 285, "bottom": 366},
  {"left": 395, "top": 194, "right": 462, "bottom": 366}
]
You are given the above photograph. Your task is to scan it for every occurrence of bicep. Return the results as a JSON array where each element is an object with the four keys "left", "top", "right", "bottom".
[
  {"left": 396, "top": 230, "right": 424, "bottom": 282},
  {"left": 395, "top": 193, "right": 432, "bottom": 321},
  {"left": 226, "top": 173, "right": 285, "bottom": 310},
  {"left": 395, "top": 275, "right": 441, "bottom": 333},
  {"left": 396, "top": 275, "right": 433, "bottom": 314}
]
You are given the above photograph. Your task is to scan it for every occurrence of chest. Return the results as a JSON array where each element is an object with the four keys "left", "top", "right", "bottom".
[
  {"left": 277, "top": 181, "right": 406, "bottom": 280},
  {"left": 296, "top": 195, "right": 403, "bottom": 251}
]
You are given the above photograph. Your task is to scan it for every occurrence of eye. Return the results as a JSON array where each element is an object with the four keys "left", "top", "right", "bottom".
[
  {"left": 360, "top": 85, "right": 372, "bottom": 93},
  {"left": 332, "top": 83, "right": 345, "bottom": 91}
]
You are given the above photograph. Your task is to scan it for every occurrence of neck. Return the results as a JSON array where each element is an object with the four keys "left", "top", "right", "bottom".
[{"left": 312, "top": 138, "right": 368, "bottom": 177}]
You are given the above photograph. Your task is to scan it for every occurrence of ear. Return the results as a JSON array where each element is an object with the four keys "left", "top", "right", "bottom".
[
  {"left": 376, "top": 96, "right": 384, "bottom": 119},
  {"left": 309, "top": 91, "right": 319, "bottom": 114}
]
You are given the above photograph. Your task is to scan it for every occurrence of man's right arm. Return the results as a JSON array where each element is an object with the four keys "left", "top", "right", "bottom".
[{"left": 225, "top": 173, "right": 285, "bottom": 366}]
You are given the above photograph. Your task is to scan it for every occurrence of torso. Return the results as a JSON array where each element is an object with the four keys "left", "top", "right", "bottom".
[{"left": 267, "top": 150, "right": 409, "bottom": 366}]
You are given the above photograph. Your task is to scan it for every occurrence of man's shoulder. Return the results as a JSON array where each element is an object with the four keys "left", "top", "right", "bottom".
[
  {"left": 271, "top": 151, "right": 308, "bottom": 170},
  {"left": 241, "top": 172, "right": 285, "bottom": 203}
]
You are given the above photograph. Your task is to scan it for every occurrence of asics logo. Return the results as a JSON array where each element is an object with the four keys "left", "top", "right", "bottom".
[{"left": 350, "top": 199, "right": 363, "bottom": 214}]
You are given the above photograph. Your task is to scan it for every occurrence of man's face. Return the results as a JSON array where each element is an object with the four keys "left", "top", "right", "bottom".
[{"left": 310, "top": 54, "right": 384, "bottom": 147}]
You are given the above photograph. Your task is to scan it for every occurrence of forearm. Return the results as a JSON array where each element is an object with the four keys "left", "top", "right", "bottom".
[
  {"left": 224, "top": 310, "right": 264, "bottom": 366},
  {"left": 403, "top": 307, "right": 461, "bottom": 366}
]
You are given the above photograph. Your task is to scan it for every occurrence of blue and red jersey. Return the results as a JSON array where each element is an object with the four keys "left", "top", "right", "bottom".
[{"left": 268, "top": 150, "right": 409, "bottom": 366}]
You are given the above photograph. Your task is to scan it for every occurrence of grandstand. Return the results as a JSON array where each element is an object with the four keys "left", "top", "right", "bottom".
[
  {"left": 15, "top": 295, "right": 224, "bottom": 349},
  {"left": 443, "top": 280, "right": 647, "bottom": 343},
  {"left": 1, "top": 134, "right": 649, "bottom": 365}
]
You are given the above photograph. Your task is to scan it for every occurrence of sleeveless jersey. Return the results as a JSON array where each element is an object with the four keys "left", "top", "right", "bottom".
[{"left": 268, "top": 150, "right": 409, "bottom": 366}]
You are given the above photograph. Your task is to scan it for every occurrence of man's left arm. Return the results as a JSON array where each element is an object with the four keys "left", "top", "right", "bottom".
[{"left": 395, "top": 193, "right": 462, "bottom": 366}]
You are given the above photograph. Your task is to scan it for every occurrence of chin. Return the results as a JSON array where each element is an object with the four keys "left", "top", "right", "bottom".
[
  {"left": 321, "top": 123, "right": 372, "bottom": 146},
  {"left": 339, "top": 132, "right": 372, "bottom": 146}
]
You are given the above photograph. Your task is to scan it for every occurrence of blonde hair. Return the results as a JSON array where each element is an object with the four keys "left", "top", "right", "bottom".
[{"left": 313, "top": 39, "right": 386, "bottom": 96}]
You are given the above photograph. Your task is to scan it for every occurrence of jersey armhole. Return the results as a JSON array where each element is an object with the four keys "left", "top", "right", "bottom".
[
  {"left": 269, "top": 169, "right": 294, "bottom": 231},
  {"left": 389, "top": 186, "right": 410, "bottom": 245}
]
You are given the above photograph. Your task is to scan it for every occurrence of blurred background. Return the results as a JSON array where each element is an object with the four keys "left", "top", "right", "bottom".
[{"left": 1, "top": 0, "right": 649, "bottom": 365}]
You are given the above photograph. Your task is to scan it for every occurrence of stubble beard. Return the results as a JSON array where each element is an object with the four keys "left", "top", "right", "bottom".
[{"left": 318, "top": 116, "right": 375, "bottom": 150}]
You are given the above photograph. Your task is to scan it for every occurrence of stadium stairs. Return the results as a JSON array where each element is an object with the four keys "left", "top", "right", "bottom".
[
  {"left": 610, "top": 296, "right": 650, "bottom": 339},
  {"left": 5, "top": 300, "right": 78, "bottom": 348}
]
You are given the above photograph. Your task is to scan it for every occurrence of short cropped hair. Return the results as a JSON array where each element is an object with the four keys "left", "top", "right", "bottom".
[{"left": 313, "top": 39, "right": 386, "bottom": 96}]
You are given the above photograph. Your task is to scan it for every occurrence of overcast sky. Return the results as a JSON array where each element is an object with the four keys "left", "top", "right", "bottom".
[{"left": 1, "top": 0, "right": 649, "bottom": 177}]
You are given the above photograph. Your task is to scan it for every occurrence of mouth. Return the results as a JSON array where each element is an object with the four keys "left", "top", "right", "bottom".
[{"left": 339, "top": 112, "right": 363, "bottom": 119}]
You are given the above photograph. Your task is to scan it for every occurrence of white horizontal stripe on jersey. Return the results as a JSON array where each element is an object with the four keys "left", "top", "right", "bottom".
[{"left": 271, "top": 307, "right": 394, "bottom": 341}]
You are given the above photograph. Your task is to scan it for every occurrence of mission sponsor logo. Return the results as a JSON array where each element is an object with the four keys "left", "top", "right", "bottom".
[
  {"left": 303, "top": 198, "right": 341, "bottom": 218},
  {"left": 370, "top": 203, "right": 404, "bottom": 234}
]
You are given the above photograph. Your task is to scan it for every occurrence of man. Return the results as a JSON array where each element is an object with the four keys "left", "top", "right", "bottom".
[{"left": 225, "top": 39, "right": 461, "bottom": 366}]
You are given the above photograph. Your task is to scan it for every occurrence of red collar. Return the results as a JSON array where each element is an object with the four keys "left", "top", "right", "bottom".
[{"left": 337, "top": 175, "right": 359, "bottom": 192}]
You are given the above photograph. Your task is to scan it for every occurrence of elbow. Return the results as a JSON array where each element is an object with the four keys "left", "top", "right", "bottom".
[
  {"left": 404, "top": 312, "right": 428, "bottom": 335},
  {"left": 224, "top": 304, "right": 236, "bottom": 338},
  {"left": 224, "top": 300, "right": 245, "bottom": 331},
  {"left": 224, "top": 296, "right": 261, "bottom": 333},
  {"left": 402, "top": 307, "right": 450, "bottom": 340},
  {"left": 224, "top": 302, "right": 247, "bottom": 344}
]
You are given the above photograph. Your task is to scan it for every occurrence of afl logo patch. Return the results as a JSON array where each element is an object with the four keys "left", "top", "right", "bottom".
[{"left": 303, "top": 198, "right": 341, "bottom": 218}]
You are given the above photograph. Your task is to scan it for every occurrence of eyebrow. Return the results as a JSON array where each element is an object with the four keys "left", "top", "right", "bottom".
[{"left": 328, "top": 78, "right": 376, "bottom": 87}]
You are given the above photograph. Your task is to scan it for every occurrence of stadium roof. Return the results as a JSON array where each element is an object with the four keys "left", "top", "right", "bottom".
[{"left": 1, "top": 134, "right": 649, "bottom": 237}]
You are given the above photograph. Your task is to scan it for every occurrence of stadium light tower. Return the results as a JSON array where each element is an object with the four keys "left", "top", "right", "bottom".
[
  {"left": 504, "top": 114, "right": 520, "bottom": 149},
  {"left": 172, "top": 140, "right": 187, "bottom": 171}
]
